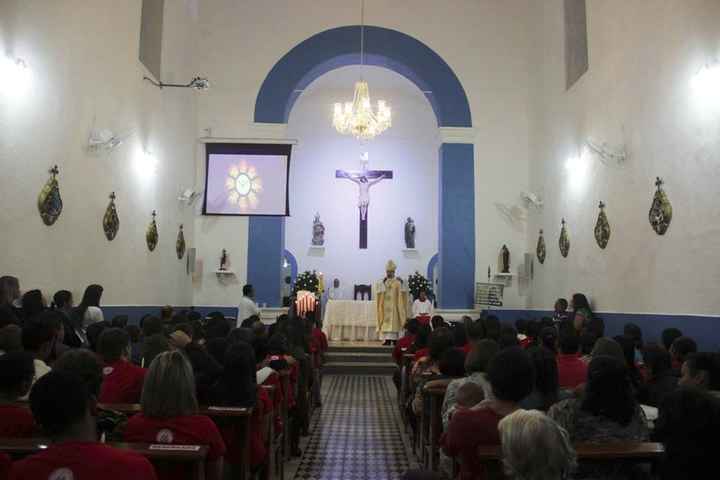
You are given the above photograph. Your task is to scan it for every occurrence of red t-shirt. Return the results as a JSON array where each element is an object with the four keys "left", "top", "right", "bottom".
[
  {"left": 393, "top": 335, "right": 416, "bottom": 364},
  {"left": 124, "top": 413, "right": 226, "bottom": 480},
  {"left": 557, "top": 353, "right": 588, "bottom": 389},
  {"left": 9, "top": 441, "right": 157, "bottom": 480},
  {"left": 221, "top": 388, "right": 272, "bottom": 468},
  {"left": 99, "top": 359, "right": 147, "bottom": 404},
  {"left": 0, "top": 404, "right": 35, "bottom": 437},
  {"left": 311, "top": 328, "right": 328, "bottom": 353},
  {"left": 442, "top": 407, "right": 503, "bottom": 480}
]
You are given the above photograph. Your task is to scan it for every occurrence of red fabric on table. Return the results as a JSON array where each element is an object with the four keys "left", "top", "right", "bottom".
[
  {"left": 413, "top": 347, "right": 430, "bottom": 363},
  {"left": 393, "top": 335, "right": 416, "bottom": 364},
  {"left": 9, "top": 441, "right": 157, "bottom": 480},
  {"left": 442, "top": 407, "right": 503, "bottom": 480},
  {"left": 99, "top": 359, "right": 147, "bottom": 404},
  {"left": 220, "top": 387, "right": 272, "bottom": 468},
  {"left": 0, "top": 404, "right": 35, "bottom": 438},
  {"left": 124, "top": 413, "right": 226, "bottom": 480},
  {"left": 557, "top": 353, "right": 589, "bottom": 389}
]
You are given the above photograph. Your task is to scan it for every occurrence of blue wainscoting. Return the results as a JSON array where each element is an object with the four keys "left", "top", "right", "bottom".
[
  {"left": 480, "top": 309, "right": 720, "bottom": 352},
  {"left": 103, "top": 306, "right": 238, "bottom": 326}
]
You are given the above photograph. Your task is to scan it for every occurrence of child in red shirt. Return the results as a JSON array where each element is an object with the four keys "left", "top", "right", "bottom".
[
  {"left": 0, "top": 352, "right": 36, "bottom": 437},
  {"left": 97, "top": 328, "right": 147, "bottom": 404},
  {"left": 10, "top": 371, "right": 157, "bottom": 480},
  {"left": 557, "top": 332, "right": 588, "bottom": 389},
  {"left": 393, "top": 319, "right": 419, "bottom": 365},
  {"left": 443, "top": 347, "right": 534, "bottom": 480},
  {"left": 124, "top": 351, "right": 226, "bottom": 480}
]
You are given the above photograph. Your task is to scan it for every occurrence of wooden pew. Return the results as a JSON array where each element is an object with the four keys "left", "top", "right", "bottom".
[
  {"left": 260, "top": 384, "right": 279, "bottom": 480},
  {"left": 400, "top": 353, "right": 415, "bottom": 428},
  {"left": 476, "top": 442, "right": 665, "bottom": 479},
  {"left": 99, "top": 403, "right": 252, "bottom": 480},
  {"left": 420, "top": 382, "right": 449, "bottom": 472},
  {"left": 277, "top": 369, "right": 291, "bottom": 462},
  {"left": 0, "top": 438, "right": 209, "bottom": 480}
]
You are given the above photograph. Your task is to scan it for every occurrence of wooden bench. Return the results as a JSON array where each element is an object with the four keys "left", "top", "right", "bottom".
[
  {"left": 476, "top": 442, "right": 665, "bottom": 479},
  {"left": 0, "top": 438, "right": 209, "bottom": 480},
  {"left": 99, "top": 403, "right": 253, "bottom": 480},
  {"left": 260, "top": 384, "right": 279, "bottom": 480},
  {"left": 399, "top": 353, "right": 415, "bottom": 428},
  {"left": 420, "top": 382, "right": 449, "bottom": 472}
]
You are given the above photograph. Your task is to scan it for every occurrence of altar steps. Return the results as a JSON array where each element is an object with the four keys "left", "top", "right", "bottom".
[{"left": 323, "top": 345, "right": 396, "bottom": 376}]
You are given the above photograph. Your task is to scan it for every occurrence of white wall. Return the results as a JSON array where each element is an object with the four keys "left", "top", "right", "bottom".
[
  {"left": 0, "top": 0, "right": 200, "bottom": 306},
  {"left": 192, "top": 0, "right": 534, "bottom": 308},
  {"left": 526, "top": 0, "right": 720, "bottom": 315},
  {"left": 285, "top": 66, "right": 438, "bottom": 296}
]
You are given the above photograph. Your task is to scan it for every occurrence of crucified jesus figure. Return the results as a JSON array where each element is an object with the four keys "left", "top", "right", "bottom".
[
  {"left": 336, "top": 152, "right": 393, "bottom": 249},
  {"left": 338, "top": 169, "right": 387, "bottom": 221}
]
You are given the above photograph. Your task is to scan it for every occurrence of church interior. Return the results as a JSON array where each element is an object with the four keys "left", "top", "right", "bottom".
[{"left": 1, "top": 0, "right": 719, "bottom": 479}]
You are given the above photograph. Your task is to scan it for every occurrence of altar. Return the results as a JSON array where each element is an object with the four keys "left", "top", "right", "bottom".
[{"left": 322, "top": 299, "right": 378, "bottom": 341}]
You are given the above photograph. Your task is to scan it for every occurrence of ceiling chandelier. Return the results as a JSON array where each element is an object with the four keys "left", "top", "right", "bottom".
[{"left": 332, "top": 0, "right": 391, "bottom": 141}]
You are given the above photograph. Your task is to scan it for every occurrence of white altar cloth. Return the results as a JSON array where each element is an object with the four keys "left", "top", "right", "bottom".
[{"left": 322, "top": 300, "right": 378, "bottom": 341}]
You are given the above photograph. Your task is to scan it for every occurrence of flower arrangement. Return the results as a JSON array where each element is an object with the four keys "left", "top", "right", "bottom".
[
  {"left": 294, "top": 270, "right": 320, "bottom": 294},
  {"left": 408, "top": 271, "right": 433, "bottom": 301}
]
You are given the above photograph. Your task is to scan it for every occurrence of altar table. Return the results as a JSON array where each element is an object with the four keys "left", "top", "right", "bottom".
[{"left": 323, "top": 300, "right": 378, "bottom": 341}]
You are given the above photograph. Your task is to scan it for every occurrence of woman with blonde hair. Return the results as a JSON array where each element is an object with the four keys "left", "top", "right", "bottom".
[
  {"left": 499, "top": 409, "right": 576, "bottom": 480},
  {"left": 124, "top": 350, "right": 226, "bottom": 480}
]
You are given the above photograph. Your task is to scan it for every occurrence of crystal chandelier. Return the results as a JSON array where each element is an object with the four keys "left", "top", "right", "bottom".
[{"left": 332, "top": 0, "right": 391, "bottom": 140}]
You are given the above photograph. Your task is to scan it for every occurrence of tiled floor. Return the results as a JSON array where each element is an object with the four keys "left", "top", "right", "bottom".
[{"left": 291, "top": 375, "right": 419, "bottom": 480}]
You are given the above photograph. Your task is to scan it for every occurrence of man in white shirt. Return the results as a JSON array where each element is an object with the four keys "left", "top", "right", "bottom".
[
  {"left": 237, "top": 284, "right": 260, "bottom": 328},
  {"left": 412, "top": 289, "right": 434, "bottom": 327},
  {"left": 327, "top": 278, "right": 342, "bottom": 300}
]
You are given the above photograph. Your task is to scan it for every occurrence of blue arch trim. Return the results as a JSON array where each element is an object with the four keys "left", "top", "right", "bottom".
[
  {"left": 255, "top": 26, "right": 472, "bottom": 127},
  {"left": 283, "top": 249, "right": 298, "bottom": 283},
  {"left": 426, "top": 253, "right": 439, "bottom": 286}
]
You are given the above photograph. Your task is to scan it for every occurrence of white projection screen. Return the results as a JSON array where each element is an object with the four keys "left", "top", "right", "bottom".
[{"left": 203, "top": 143, "right": 292, "bottom": 216}]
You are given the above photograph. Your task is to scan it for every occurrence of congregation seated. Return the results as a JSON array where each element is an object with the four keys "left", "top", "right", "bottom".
[
  {"left": 498, "top": 326, "right": 520, "bottom": 349},
  {"left": 498, "top": 409, "right": 576, "bottom": 480},
  {"left": 19, "top": 318, "right": 55, "bottom": 398},
  {"left": 210, "top": 342, "right": 271, "bottom": 474},
  {"left": 0, "top": 352, "right": 36, "bottom": 437},
  {"left": 482, "top": 316, "right": 501, "bottom": 342},
  {"left": 670, "top": 336, "right": 698, "bottom": 375},
  {"left": 556, "top": 331, "right": 588, "bottom": 389},
  {"left": 660, "top": 327, "right": 683, "bottom": 352},
  {"left": 614, "top": 334, "right": 644, "bottom": 389},
  {"left": 638, "top": 344, "right": 678, "bottom": 407},
  {"left": 520, "top": 346, "right": 564, "bottom": 411},
  {"left": 443, "top": 346, "right": 534, "bottom": 480},
  {"left": 410, "top": 325, "right": 432, "bottom": 361},
  {"left": 412, "top": 348, "right": 465, "bottom": 415},
  {"left": 441, "top": 339, "right": 498, "bottom": 429},
  {"left": 411, "top": 328, "right": 454, "bottom": 379},
  {"left": 652, "top": 386, "right": 720, "bottom": 479},
  {"left": 141, "top": 315, "right": 170, "bottom": 367},
  {"left": 124, "top": 351, "right": 226, "bottom": 480},
  {"left": 9, "top": 371, "right": 157, "bottom": 479},
  {"left": 97, "top": 327, "right": 147, "bottom": 404},
  {"left": 34, "top": 310, "right": 69, "bottom": 365},
  {"left": 0, "top": 324, "right": 22, "bottom": 355},
  {"left": 171, "top": 323, "right": 223, "bottom": 404},
  {"left": 71, "top": 284, "right": 105, "bottom": 331},
  {"left": 548, "top": 355, "right": 649, "bottom": 479},
  {"left": 679, "top": 352, "right": 720, "bottom": 393},
  {"left": 393, "top": 319, "right": 419, "bottom": 365}
]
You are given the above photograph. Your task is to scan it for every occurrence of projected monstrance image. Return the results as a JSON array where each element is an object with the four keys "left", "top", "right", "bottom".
[{"left": 225, "top": 163, "right": 263, "bottom": 210}]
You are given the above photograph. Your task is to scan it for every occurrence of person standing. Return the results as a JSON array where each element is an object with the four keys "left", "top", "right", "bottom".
[
  {"left": 412, "top": 289, "right": 433, "bottom": 327},
  {"left": 237, "top": 285, "right": 260, "bottom": 328},
  {"left": 377, "top": 260, "right": 407, "bottom": 346}
]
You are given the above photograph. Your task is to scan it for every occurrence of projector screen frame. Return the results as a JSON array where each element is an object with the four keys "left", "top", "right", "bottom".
[{"left": 202, "top": 142, "right": 292, "bottom": 217}]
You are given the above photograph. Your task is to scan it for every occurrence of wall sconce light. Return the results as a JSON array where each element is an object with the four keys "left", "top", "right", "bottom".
[
  {"left": 143, "top": 76, "right": 210, "bottom": 91},
  {"left": 134, "top": 150, "right": 158, "bottom": 178},
  {"left": 585, "top": 138, "right": 627, "bottom": 166},
  {"left": 1, "top": 55, "right": 31, "bottom": 94},
  {"left": 692, "top": 62, "right": 720, "bottom": 103}
]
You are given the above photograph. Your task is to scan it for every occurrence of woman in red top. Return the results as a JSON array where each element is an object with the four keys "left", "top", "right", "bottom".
[
  {"left": 443, "top": 347, "right": 534, "bottom": 480},
  {"left": 124, "top": 351, "right": 226, "bottom": 480},
  {"left": 210, "top": 342, "right": 271, "bottom": 475},
  {"left": 0, "top": 352, "right": 36, "bottom": 437}
]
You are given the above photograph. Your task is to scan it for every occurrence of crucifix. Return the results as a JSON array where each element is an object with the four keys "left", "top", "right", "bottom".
[{"left": 336, "top": 152, "right": 393, "bottom": 249}]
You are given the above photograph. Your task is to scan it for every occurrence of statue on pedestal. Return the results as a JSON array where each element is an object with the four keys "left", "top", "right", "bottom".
[
  {"left": 501, "top": 245, "right": 510, "bottom": 273},
  {"left": 404, "top": 217, "right": 416, "bottom": 249},
  {"left": 220, "top": 249, "right": 228, "bottom": 270},
  {"left": 312, "top": 213, "right": 325, "bottom": 246}
]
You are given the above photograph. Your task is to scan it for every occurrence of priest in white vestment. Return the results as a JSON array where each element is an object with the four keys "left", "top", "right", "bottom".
[{"left": 376, "top": 260, "right": 407, "bottom": 345}]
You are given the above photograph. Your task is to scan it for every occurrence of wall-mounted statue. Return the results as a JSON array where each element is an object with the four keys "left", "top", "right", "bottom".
[
  {"left": 649, "top": 177, "right": 672, "bottom": 235},
  {"left": 501, "top": 245, "right": 510, "bottom": 273},
  {"left": 312, "top": 213, "right": 325, "bottom": 246},
  {"left": 146, "top": 210, "right": 158, "bottom": 252},
  {"left": 404, "top": 217, "right": 416, "bottom": 249},
  {"left": 103, "top": 192, "right": 119, "bottom": 241}
]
